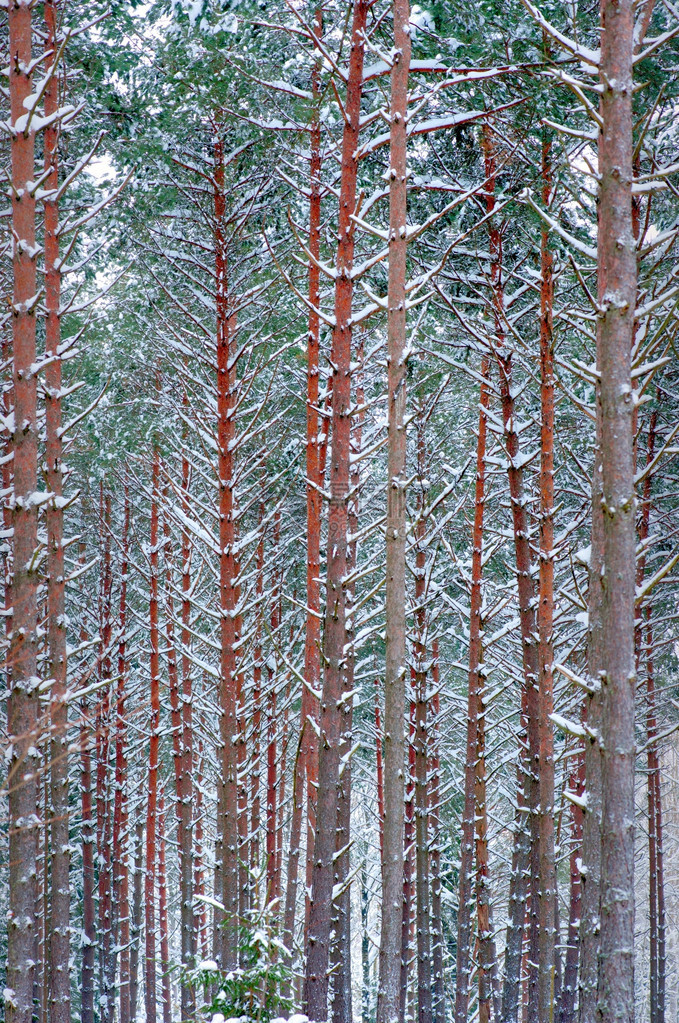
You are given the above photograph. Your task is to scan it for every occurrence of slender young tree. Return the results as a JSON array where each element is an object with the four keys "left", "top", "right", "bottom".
[
  {"left": 455, "top": 346, "right": 491, "bottom": 1023},
  {"left": 301, "top": 14, "right": 323, "bottom": 924},
  {"left": 145, "top": 448, "right": 161, "bottom": 1023},
  {"left": 213, "top": 132, "right": 240, "bottom": 971},
  {"left": 537, "top": 129, "right": 557, "bottom": 1020},
  {"left": 44, "top": 5, "right": 70, "bottom": 1022},
  {"left": 114, "top": 486, "right": 131, "bottom": 1023},
  {"left": 304, "top": 3, "right": 369, "bottom": 1017}
]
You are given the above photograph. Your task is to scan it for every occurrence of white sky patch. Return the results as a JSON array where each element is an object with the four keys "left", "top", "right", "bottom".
[{"left": 86, "top": 152, "right": 117, "bottom": 186}]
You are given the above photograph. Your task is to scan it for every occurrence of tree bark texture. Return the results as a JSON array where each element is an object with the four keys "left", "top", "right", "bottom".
[
  {"left": 377, "top": 2, "right": 411, "bottom": 1021},
  {"left": 145, "top": 450, "right": 160, "bottom": 1023},
  {"left": 162, "top": 509, "right": 195, "bottom": 1019},
  {"left": 43, "top": 6, "right": 70, "bottom": 1022},
  {"left": 304, "top": 3, "right": 368, "bottom": 1016},
  {"left": 413, "top": 413, "right": 432, "bottom": 1023},
  {"left": 537, "top": 131, "right": 558, "bottom": 1023},
  {"left": 214, "top": 135, "right": 240, "bottom": 970},
  {"left": 455, "top": 351, "right": 491, "bottom": 1023},
  {"left": 7, "top": 5, "right": 40, "bottom": 1020},
  {"left": 595, "top": 2, "right": 637, "bottom": 1021},
  {"left": 114, "top": 487, "right": 131, "bottom": 1023}
]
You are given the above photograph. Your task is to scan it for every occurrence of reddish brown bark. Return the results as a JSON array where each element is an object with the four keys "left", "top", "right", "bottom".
[
  {"left": 377, "top": 3, "right": 411, "bottom": 1020},
  {"left": 213, "top": 135, "right": 240, "bottom": 969},
  {"left": 304, "top": 3, "right": 368, "bottom": 1016},
  {"left": 7, "top": 5, "right": 41, "bottom": 1019}
]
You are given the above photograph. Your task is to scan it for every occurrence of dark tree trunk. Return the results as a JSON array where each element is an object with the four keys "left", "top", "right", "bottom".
[
  {"left": 537, "top": 131, "right": 558, "bottom": 1021},
  {"left": 455, "top": 351, "right": 491, "bottom": 1023}
]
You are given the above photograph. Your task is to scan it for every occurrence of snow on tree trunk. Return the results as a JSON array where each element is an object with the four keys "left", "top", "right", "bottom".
[
  {"left": 377, "top": 1, "right": 411, "bottom": 1021},
  {"left": 43, "top": 5, "right": 70, "bottom": 1023},
  {"left": 303, "top": 3, "right": 368, "bottom": 1018},
  {"left": 7, "top": 4, "right": 41, "bottom": 1020}
]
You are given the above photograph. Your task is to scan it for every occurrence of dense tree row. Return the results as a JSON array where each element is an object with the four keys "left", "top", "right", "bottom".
[{"left": 2, "top": 2, "right": 679, "bottom": 1023}]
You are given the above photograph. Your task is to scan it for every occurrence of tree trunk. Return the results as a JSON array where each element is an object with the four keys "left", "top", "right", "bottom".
[
  {"left": 578, "top": 425, "right": 603, "bottom": 1023},
  {"left": 595, "top": 2, "right": 637, "bottom": 1019},
  {"left": 302, "top": 11, "right": 324, "bottom": 948},
  {"left": 162, "top": 508, "right": 195, "bottom": 1019},
  {"left": 97, "top": 492, "right": 114, "bottom": 1023},
  {"left": 180, "top": 419, "right": 196, "bottom": 986},
  {"left": 429, "top": 647, "right": 445, "bottom": 1023},
  {"left": 266, "top": 680, "right": 279, "bottom": 904},
  {"left": 44, "top": 6, "right": 70, "bottom": 1022},
  {"left": 213, "top": 135, "right": 240, "bottom": 970},
  {"left": 413, "top": 413, "right": 432, "bottom": 1023},
  {"left": 304, "top": 3, "right": 368, "bottom": 1016},
  {"left": 455, "top": 350, "right": 491, "bottom": 1023},
  {"left": 331, "top": 344, "right": 363, "bottom": 1023},
  {"left": 145, "top": 449, "right": 160, "bottom": 1023},
  {"left": 252, "top": 510, "right": 264, "bottom": 909},
  {"left": 377, "top": 2, "right": 411, "bottom": 1020},
  {"left": 81, "top": 695, "right": 96, "bottom": 1023},
  {"left": 537, "top": 131, "right": 558, "bottom": 1022},
  {"left": 558, "top": 755, "right": 584, "bottom": 1023},
  {"left": 400, "top": 729, "right": 415, "bottom": 1023},
  {"left": 475, "top": 662, "right": 498, "bottom": 1023},
  {"left": 194, "top": 740, "right": 209, "bottom": 961},
  {"left": 114, "top": 487, "right": 131, "bottom": 1023},
  {"left": 7, "top": 4, "right": 40, "bottom": 1020},
  {"left": 129, "top": 816, "right": 144, "bottom": 1022},
  {"left": 482, "top": 125, "right": 536, "bottom": 1023},
  {"left": 158, "top": 793, "right": 172, "bottom": 1023},
  {"left": 375, "top": 676, "right": 385, "bottom": 859}
]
